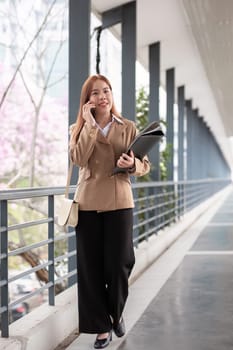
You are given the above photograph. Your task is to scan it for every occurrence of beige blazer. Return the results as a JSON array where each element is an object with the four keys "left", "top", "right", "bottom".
[{"left": 69, "top": 116, "right": 150, "bottom": 211}]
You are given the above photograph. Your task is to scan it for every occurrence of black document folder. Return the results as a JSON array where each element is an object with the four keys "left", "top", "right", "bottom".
[{"left": 112, "top": 121, "right": 164, "bottom": 175}]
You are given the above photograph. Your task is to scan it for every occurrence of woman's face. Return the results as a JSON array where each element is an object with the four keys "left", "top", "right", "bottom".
[{"left": 89, "top": 79, "right": 113, "bottom": 115}]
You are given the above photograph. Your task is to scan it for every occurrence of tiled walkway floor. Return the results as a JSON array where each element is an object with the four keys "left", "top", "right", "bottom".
[
  {"left": 66, "top": 186, "right": 233, "bottom": 350},
  {"left": 118, "top": 189, "right": 233, "bottom": 350}
]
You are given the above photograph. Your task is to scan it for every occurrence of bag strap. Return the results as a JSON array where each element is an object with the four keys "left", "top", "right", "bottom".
[{"left": 65, "top": 162, "right": 74, "bottom": 198}]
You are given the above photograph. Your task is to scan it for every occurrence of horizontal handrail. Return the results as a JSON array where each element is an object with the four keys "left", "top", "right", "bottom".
[
  {"left": 55, "top": 270, "right": 77, "bottom": 285},
  {"left": 0, "top": 186, "right": 76, "bottom": 200},
  {"left": 8, "top": 218, "right": 53, "bottom": 232},
  {"left": 0, "top": 178, "right": 229, "bottom": 201},
  {"left": 8, "top": 261, "right": 53, "bottom": 283},
  {"left": 54, "top": 251, "right": 76, "bottom": 264},
  {"left": 8, "top": 239, "right": 53, "bottom": 256}
]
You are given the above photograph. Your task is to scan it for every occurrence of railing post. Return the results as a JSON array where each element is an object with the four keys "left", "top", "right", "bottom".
[
  {"left": 154, "top": 186, "right": 159, "bottom": 234},
  {"left": 157, "top": 186, "right": 162, "bottom": 231},
  {"left": 179, "top": 182, "right": 185, "bottom": 216},
  {"left": 145, "top": 188, "right": 150, "bottom": 241},
  {"left": 133, "top": 188, "right": 139, "bottom": 248},
  {"left": 48, "top": 195, "right": 55, "bottom": 306},
  {"left": 0, "top": 199, "right": 9, "bottom": 337}
]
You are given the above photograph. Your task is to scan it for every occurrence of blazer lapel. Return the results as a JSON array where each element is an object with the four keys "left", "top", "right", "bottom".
[
  {"left": 107, "top": 120, "right": 128, "bottom": 143},
  {"left": 96, "top": 119, "right": 128, "bottom": 145},
  {"left": 96, "top": 129, "right": 110, "bottom": 144}
]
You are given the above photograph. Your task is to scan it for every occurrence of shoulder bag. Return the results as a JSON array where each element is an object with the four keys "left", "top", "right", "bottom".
[{"left": 57, "top": 162, "right": 79, "bottom": 228}]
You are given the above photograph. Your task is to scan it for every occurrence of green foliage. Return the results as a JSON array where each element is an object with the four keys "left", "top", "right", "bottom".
[
  {"left": 136, "top": 87, "right": 149, "bottom": 132},
  {"left": 135, "top": 87, "right": 151, "bottom": 238},
  {"left": 136, "top": 87, "right": 151, "bottom": 183},
  {"left": 135, "top": 87, "right": 173, "bottom": 182},
  {"left": 160, "top": 144, "right": 172, "bottom": 181},
  {"left": 135, "top": 87, "right": 176, "bottom": 239}
]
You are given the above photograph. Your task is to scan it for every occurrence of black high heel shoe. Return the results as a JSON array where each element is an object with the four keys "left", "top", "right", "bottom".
[
  {"left": 113, "top": 318, "right": 125, "bottom": 337},
  {"left": 94, "top": 331, "right": 112, "bottom": 349}
]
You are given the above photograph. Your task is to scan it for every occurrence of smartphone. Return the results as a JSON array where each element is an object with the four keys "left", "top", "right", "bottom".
[{"left": 90, "top": 106, "right": 96, "bottom": 117}]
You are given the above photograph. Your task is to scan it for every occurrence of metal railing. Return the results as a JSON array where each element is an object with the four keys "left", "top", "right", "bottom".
[
  {"left": 132, "top": 178, "right": 230, "bottom": 245},
  {"left": 0, "top": 178, "right": 230, "bottom": 337}
]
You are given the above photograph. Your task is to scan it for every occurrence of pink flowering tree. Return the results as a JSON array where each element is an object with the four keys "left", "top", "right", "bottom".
[
  {"left": 0, "top": 0, "right": 69, "bottom": 189},
  {"left": 0, "top": 74, "right": 68, "bottom": 188},
  {"left": 0, "top": 1, "right": 69, "bottom": 278}
]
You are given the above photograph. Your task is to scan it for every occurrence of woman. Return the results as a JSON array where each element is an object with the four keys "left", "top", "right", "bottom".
[{"left": 69, "top": 74, "right": 150, "bottom": 349}]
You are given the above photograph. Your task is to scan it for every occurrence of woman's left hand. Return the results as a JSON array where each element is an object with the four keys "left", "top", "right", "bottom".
[{"left": 117, "top": 150, "right": 135, "bottom": 169}]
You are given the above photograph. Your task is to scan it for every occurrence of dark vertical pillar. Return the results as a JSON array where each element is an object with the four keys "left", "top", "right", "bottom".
[
  {"left": 177, "top": 86, "right": 185, "bottom": 181},
  {"left": 215, "top": 140, "right": 223, "bottom": 178},
  {"left": 206, "top": 126, "right": 212, "bottom": 177},
  {"left": 203, "top": 121, "right": 210, "bottom": 178},
  {"left": 212, "top": 135, "right": 222, "bottom": 178},
  {"left": 149, "top": 42, "right": 160, "bottom": 180},
  {"left": 186, "top": 99, "right": 192, "bottom": 180},
  {"left": 166, "top": 68, "right": 175, "bottom": 181},
  {"left": 69, "top": 0, "right": 90, "bottom": 127},
  {"left": 177, "top": 86, "right": 185, "bottom": 216},
  {"left": 68, "top": 0, "right": 90, "bottom": 286},
  {"left": 122, "top": 1, "right": 136, "bottom": 121},
  {"left": 69, "top": 0, "right": 90, "bottom": 185},
  {"left": 198, "top": 116, "right": 205, "bottom": 178},
  {"left": 192, "top": 108, "right": 199, "bottom": 179},
  {"left": 102, "top": 1, "right": 136, "bottom": 122}
]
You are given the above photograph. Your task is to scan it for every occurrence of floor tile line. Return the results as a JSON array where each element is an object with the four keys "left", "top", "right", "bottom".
[{"left": 187, "top": 250, "right": 233, "bottom": 255}]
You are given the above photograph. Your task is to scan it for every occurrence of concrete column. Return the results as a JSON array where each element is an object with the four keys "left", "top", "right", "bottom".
[
  {"left": 177, "top": 86, "right": 185, "bottom": 216},
  {"left": 122, "top": 1, "right": 136, "bottom": 121},
  {"left": 69, "top": 0, "right": 90, "bottom": 185},
  {"left": 192, "top": 108, "right": 199, "bottom": 179},
  {"left": 102, "top": 1, "right": 136, "bottom": 122},
  {"left": 149, "top": 42, "right": 160, "bottom": 180},
  {"left": 177, "top": 86, "right": 185, "bottom": 181},
  {"left": 69, "top": 0, "right": 90, "bottom": 127},
  {"left": 186, "top": 99, "right": 192, "bottom": 180},
  {"left": 68, "top": 0, "right": 91, "bottom": 286},
  {"left": 206, "top": 126, "right": 213, "bottom": 177},
  {"left": 198, "top": 117, "right": 205, "bottom": 178},
  {"left": 166, "top": 68, "right": 175, "bottom": 181},
  {"left": 203, "top": 122, "right": 210, "bottom": 178}
]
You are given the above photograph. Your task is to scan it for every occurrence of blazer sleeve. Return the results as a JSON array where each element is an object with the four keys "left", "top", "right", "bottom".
[
  {"left": 69, "top": 122, "right": 98, "bottom": 167},
  {"left": 128, "top": 155, "right": 151, "bottom": 177}
]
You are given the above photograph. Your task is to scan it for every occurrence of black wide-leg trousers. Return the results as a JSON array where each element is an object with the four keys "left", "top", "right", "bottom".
[{"left": 75, "top": 208, "right": 135, "bottom": 334}]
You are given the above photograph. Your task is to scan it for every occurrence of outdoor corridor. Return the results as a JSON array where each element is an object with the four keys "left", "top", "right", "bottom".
[{"left": 65, "top": 186, "right": 233, "bottom": 350}]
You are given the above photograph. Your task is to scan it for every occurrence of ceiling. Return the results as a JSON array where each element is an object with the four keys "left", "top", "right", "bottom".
[{"left": 92, "top": 0, "right": 233, "bottom": 168}]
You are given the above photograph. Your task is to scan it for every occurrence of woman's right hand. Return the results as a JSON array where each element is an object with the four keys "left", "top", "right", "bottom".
[{"left": 82, "top": 101, "right": 96, "bottom": 125}]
